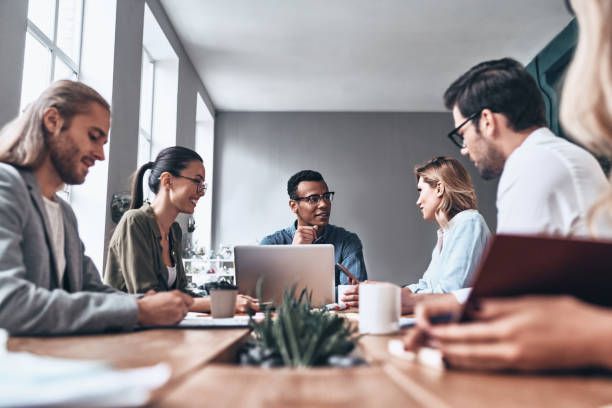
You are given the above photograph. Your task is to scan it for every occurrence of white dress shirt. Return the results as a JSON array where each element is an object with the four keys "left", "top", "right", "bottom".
[
  {"left": 496, "top": 127, "right": 608, "bottom": 236},
  {"left": 452, "top": 128, "right": 608, "bottom": 304},
  {"left": 408, "top": 210, "right": 490, "bottom": 294}
]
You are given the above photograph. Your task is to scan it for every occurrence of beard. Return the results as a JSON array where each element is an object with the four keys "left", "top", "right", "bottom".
[
  {"left": 477, "top": 143, "right": 505, "bottom": 180},
  {"left": 47, "top": 132, "right": 85, "bottom": 185}
]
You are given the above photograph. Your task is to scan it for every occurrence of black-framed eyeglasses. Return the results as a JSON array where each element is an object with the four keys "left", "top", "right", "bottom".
[
  {"left": 292, "top": 192, "right": 335, "bottom": 205},
  {"left": 447, "top": 110, "right": 482, "bottom": 149},
  {"left": 175, "top": 175, "right": 208, "bottom": 194}
]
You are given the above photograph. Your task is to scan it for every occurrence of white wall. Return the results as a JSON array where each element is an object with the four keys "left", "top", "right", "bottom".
[
  {"left": 192, "top": 95, "right": 215, "bottom": 250},
  {"left": 145, "top": 0, "right": 215, "bottom": 137},
  {"left": 71, "top": 0, "right": 117, "bottom": 270},
  {"left": 150, "top": 59, "right": 179, "bottom": 158}
]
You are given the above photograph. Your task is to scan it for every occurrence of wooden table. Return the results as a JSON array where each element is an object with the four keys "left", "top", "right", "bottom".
[{"left": 8, "top": 323, "right": 612, "bottom": 407}]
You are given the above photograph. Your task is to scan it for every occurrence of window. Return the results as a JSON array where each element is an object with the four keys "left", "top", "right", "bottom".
[
  {"left": 136, "top": 3, "right": 180, "bottom": 205},
  {"left": 138, "top": 47, "right": 155, "bottom": 168},
  {"left": 21, "top": 0, "right": 84, "bottom": 202},
  {"left": 193, "top": 94, "right": 215, "bottom": 251},
  {"left": 21, "top": 0, "right": 84, "bottom": 111}
]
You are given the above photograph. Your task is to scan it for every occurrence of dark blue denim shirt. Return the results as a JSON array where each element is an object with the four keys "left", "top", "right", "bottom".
[{"left": 260, "top": 222, "right": 368, "bottom": 285}]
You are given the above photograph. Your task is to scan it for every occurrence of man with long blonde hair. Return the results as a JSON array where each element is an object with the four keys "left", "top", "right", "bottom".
[{"left": 0, "top": 80, "right": 193, "bottom": 335}]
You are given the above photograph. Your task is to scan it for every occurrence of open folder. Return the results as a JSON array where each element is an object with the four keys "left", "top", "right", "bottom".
[{"left": 462, "top": 234, "right": 612, "bottom": 320}]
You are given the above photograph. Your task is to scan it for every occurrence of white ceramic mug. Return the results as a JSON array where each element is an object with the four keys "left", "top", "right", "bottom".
[
  {"left": 210, "top": 289, "right": 237, "bottom": 318},
  {"left": 359, "top": 282, "right": 401, "bottom": 334},
  {"left": 336, "top": 284, "right": 354, "bottom": 308}
]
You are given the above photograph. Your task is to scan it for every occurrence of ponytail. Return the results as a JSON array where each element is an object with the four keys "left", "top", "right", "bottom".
[
  {"left": 129, "top": 161, "right": 154, "bottom": 210},
  {"left": 129, "top": 146, "right": 203, "bottom": 210}
]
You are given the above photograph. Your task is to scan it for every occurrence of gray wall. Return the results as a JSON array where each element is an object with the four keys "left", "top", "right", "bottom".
[{"left": 212, "top": 112, "right": 499, "bottom": 285}]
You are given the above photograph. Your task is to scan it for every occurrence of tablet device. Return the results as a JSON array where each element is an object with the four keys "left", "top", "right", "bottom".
[
  {"left": 234, "top": 244, "right": 335, "bottom": 307},
  {"left": 462, "top": 234, "right": 612, "bottom": 320}
]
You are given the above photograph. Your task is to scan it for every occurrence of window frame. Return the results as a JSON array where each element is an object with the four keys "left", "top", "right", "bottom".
[
  {"left": 138, "top": 45, "right": 156, "bottom": 164},
  {"left": 26, "top": 0, "right": 84, "bottom": 83},
  {"left": 23, "top": 0, "right": 85, "bottom": 202}
]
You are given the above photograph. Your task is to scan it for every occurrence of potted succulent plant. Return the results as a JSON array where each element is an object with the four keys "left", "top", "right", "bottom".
[{"left": 240, "top": 285, "right": 364, "bottom": 368}]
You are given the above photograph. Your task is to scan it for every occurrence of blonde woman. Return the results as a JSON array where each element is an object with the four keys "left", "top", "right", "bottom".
[
  {"left": 404, "top": 0, "right": 612, "bottom": 371},
  {"left": 341, "top": 157, "right": 490, "bottom": 311},
  {"left": 407, "top": 156, "right": 490, "bottom": 294}
]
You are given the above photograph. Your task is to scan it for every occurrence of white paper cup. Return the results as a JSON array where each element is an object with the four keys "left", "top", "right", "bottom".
[
  {"left": 210, "top": 289, "right": 238, "bottom": 318},
  {"left": 359, "top": 282, "right": 401, "bottom": 334},
  {"left": 336, "top": 284, "right": 354, "bottom": 308}
]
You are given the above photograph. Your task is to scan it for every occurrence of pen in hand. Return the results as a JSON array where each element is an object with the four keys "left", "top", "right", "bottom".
[{"left": 336, "top": 263, "right": 359, "bottom": 285}]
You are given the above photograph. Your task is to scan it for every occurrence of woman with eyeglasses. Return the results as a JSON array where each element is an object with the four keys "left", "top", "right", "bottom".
[{"left": 104, "top": 146, "right": 256, "bottom": 313}]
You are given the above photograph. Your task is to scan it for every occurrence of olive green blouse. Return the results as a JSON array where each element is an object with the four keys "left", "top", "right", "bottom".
[{"left": 104, "top": 204, "right": 188, "bottom": 294}]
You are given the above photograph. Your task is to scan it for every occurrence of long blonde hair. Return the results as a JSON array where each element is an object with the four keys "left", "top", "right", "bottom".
[
  {"left": 415, "top": 156, "right": 478, "bottom": 224},
  {"left": 560, "top": 0, "right": 612, "bottom": 234},
  {"left": 0, "top": 80, "right": 110, "bottom": 169}
]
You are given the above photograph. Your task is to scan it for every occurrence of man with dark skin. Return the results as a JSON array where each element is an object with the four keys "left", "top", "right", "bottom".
[{"left": 261, "top": 170, "right": 367, "bottom": 286}]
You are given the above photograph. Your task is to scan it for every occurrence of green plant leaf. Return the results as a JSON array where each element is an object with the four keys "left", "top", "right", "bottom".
[{"left": 242, "top": 285, "right": 358, "bottom": 368}]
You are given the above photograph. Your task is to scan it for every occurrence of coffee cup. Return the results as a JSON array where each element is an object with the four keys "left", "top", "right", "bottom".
[
  {"left": 359, "top": 282, "right": 401, "bottom": 334},
  {"left": 210, "top": 289, "right": 238, "bottom": 318},
  {"left": 336, "top": 284, "right": 354, "bottom": 308}
]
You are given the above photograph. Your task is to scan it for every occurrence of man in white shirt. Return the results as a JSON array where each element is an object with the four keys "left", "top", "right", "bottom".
[
  {"left": 444, "top": 58, "right": 607, "bottom": 237},
  {"left": 443, "top": 58, "right": 607, "bottom": 303},
  {"left": 341, "top": 58, "right": 608, "bottom": 309}
]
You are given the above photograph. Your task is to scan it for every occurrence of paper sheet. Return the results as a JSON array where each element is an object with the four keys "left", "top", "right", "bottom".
[
  {"left": 0, "top": 329, "right": 171, "bottom": 407},
  {"left": 178, "top": 312, "right": 264, "bottom": 328}
]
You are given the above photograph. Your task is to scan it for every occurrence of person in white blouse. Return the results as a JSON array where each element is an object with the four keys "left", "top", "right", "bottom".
[
  {"left": 403, "top": 157, "right": 490, "bottom": 306},
  {"left": 341, "top": 156, "right": 491, "bottom": 312}
]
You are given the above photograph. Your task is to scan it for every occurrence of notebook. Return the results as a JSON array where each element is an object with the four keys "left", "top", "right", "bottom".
[{"left": 462, "top": 234, "right": 612, "bottom": 320}]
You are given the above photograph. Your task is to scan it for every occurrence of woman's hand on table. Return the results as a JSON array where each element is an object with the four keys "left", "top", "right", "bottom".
[
  {"left": 404, "top": 295, "right": 612, "bottom": 371},
  {"left": 401, "top": 291, "right": 458, "bottom": 315},
  {"left": 236, "top": 294, "right": 259, "bottom": 313},
  {"left": 341, "top": 282, "right": 432, "bottom": 310},
  {"left": 137, "top": 290, "right": 193, "bottom": 325},
  {"left": 341, "top": 284, "right": 360, "bottom": 307}
]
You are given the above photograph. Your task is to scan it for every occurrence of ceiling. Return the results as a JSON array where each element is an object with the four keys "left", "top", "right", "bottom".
[{"left": 160, "top": 0, "right": 572, "bottom": 112}]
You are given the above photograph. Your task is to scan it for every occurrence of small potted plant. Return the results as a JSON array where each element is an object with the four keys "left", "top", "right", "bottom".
[
  {"left": 206, "top": 277, "right": 238, "bottom": 318},
  {"left": 240, "top": 285, "right": 364, "bottom": 368}
]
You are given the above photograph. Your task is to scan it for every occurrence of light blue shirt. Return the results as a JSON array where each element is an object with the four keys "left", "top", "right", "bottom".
[{"left": 408, "top": 209, "right": 490, "bottom": 294}]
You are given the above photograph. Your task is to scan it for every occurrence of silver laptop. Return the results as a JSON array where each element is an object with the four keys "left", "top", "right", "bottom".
[{"left": 234, "top": 244, "right": 335, "bottom": 307}]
